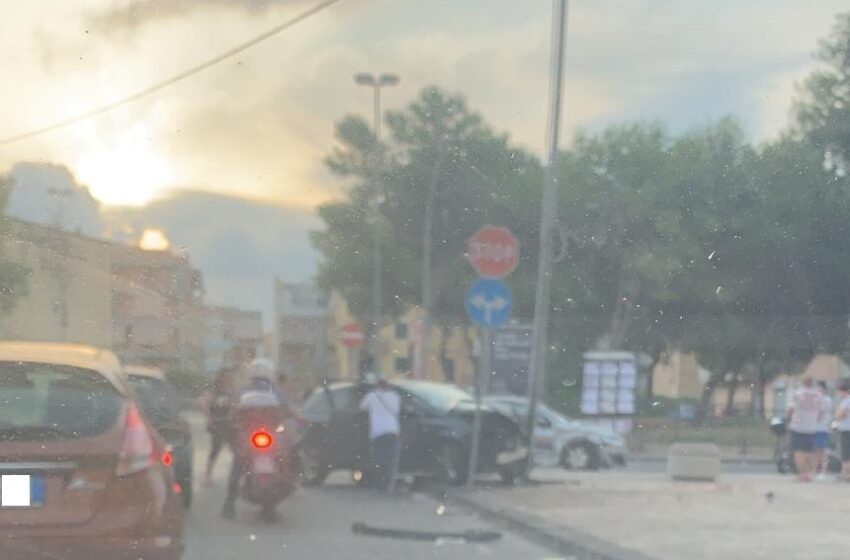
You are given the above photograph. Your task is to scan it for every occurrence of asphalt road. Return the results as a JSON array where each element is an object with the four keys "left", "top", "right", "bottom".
[
  {"left": 624, "top": 459, "right": 774, "bottom": 474},
  {"left": 183, "top": 437, "right": 555, "bottom": 560}
]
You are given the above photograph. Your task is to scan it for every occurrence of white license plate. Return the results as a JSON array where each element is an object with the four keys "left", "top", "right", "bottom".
[
  {"left": 252, "top": 455, "right": 276, "bottom": 474},
  {"left": 1, "top": 475, "right": 45, "bottom": 507}
]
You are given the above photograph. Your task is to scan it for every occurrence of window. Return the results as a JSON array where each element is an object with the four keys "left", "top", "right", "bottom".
[
  {"left": 395, "top": 356, "right": 411, "bottom": 373},
  {"left": 394, "top": 322, "right": 408, "bottom": 339}
]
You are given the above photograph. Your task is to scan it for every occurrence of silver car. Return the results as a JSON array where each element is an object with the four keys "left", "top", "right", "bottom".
[{"left": 485, "top": 395, "right": 627, "bottom": 470}]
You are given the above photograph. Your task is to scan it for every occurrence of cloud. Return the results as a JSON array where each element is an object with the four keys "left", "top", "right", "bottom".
[
  {"left": 103, "top": 190, "right": 321, "bottom": 315},
  {"left": 86, "top": 0, "right": 310, "bottom": 36},
  {"left": 4, "top": 162, "right": 104, "bottom": 237}
]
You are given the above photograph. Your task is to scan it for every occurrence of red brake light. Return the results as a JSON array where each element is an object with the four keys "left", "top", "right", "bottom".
[
  {"left": 116, "top": 403, "right": 156, "bottom": 476},
  {"left": 251, "top": 431, "right": 273, "bottom": 449},
  {"left": 162, "top": 450, "right": 173, "bottom": 467}
]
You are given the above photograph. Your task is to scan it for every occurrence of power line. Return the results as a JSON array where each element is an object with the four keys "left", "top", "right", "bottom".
[{"left": 0, "top": 0, "right": 344, "bottom": 147}]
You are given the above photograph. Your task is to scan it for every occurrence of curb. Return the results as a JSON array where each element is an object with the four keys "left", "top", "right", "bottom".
[
  {"left": 433, "top": 486, "right": 657, "bottom": 560},
  {"left": 632, "top": 456, "right": 773, "bottom": 465}
]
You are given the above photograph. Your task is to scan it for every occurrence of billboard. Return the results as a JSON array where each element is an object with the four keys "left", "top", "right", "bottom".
[
  {"left": 580, "top": 351, "right": 637, "bottom": 416},
  {"left": 487, "top": 325, "right": 533, "bottom": 396}
]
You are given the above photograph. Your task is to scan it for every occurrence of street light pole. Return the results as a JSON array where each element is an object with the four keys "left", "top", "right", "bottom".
[
  {"left": 354, "top": 72, "right": 399, "bottom": 378},
  {"left": 525, "top": 0, "right": 569, "bottom": 479}
]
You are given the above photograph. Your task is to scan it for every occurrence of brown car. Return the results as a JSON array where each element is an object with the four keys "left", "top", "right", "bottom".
[{"left": 0, "top": 342, "right": 184, "bottom": 560}]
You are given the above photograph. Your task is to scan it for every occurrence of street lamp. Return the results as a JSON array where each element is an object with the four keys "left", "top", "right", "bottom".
[{"left": 354, "top": 72, "right": 399, "bottom": 378}]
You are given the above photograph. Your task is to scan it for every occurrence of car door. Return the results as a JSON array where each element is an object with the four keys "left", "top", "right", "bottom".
[
  {"left": 327, "top": 385, "right": 369, "bottom": 470},
  {"left": 397, "top": 391, "right": 428, "bottom": 473},
  {"left": 506, "top": 403, "right": 558, "bottom": 466}
]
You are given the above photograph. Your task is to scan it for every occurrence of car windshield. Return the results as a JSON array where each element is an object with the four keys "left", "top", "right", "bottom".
[
  {"left": 126, "top": 374, "right": 177, "bottom": 422},
  {"left": 4, "top": 1, "right": 850, "bottom": 558},
  {"left": 396, "top": 382, "right": 474, "bottom": 412},
  {"left": 0, "top": 361, "right": 122, "bottom": 440}
]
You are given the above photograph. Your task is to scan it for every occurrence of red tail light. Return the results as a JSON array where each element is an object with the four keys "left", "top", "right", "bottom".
[
  {"left": 116, "top": 403, "right": 156, "bottom": 476},
  {"left": 251, "top": 430, "right": 273, "bottom": 449}
]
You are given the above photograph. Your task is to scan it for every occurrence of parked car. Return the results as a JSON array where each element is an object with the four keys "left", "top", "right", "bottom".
[
  {"left": 0, "top": 342, "right": 184, "bottom": 560},
  {"left": 484, "top": 395, "right": 627, "bottom": 470},
  {"left": 297, "top": 379, "right": 528, "bottom": 485},
  {"left": 123, "top": 365, "right": 194, "bottom": 509}
]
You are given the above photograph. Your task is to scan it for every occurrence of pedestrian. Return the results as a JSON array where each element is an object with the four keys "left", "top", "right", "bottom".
[
  {"left": 359, "top": 375, "right": 401, "bottom": 493},
  {"left": 814, "top": 380, "right": 833, "bottom": 478},
  {"left": 833, "top": 380, "right": 850, "bottom": 482},
  {"left": 787, "top": 377, "right": 824, "bottom": 482},
  {"left": 203, "top": 367, "right": 237, "bottom": 486}
]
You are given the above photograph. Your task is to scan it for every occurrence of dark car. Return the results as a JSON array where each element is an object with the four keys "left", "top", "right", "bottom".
[
  {"left": 0, "top": 342, "right": 183, "bottom": 560},
  {"left": 297, "top": 379, "right": 528, "bottom": 485},
  {"left": 124, "top": 366, "right": 194, "bottom": 509}
]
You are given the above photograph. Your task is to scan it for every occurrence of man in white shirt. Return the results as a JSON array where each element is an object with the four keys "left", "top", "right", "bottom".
[
  {"left": 787, "top": 377, "right": 824, "bottom": 482},
  {"left": 359, "top": 376, "right": 401, "bottom": 492},
  {"left": 833, "top": 380, "right": 850, "bottom": 481}
]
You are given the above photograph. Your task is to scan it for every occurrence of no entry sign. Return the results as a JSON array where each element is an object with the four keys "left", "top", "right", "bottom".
[
  {"left": 467, "top": 225, "right": 519, "bottom": 279},
  {"left": 340, "top": 323, "right": 364, "bottom": 348}
]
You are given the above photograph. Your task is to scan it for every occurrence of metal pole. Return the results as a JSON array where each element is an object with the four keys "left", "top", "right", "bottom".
[
  {"left": 371, "top": 84, "right": 383, "bottom": 374},
  {"left": 418, "top": 141, "right": 448, "bottom": 379},
  {"left": 468, "top": 326, "right": 490, "bottom": 486},
  {"left": 525, "top": 0, "right": 569, "bottom": 479}
]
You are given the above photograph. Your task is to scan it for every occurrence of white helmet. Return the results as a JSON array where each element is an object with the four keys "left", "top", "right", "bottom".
[{"left": 246, "top": 358, "right": 276, "bottom": 382}]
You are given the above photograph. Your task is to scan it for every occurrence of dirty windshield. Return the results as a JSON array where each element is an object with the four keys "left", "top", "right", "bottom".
[{"left": 2, "top": 1, "right": 850, "bottom": 559}]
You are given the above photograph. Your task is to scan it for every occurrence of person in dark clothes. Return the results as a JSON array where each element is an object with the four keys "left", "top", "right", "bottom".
[{"left": 203, "top": 367, "right": 237, "bottom": 486}]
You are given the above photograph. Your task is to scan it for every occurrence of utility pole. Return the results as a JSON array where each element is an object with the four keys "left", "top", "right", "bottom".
[
  {"left": 418, "top": 139, "right": 449, "bottom": 379},
  {"left": 525, "top": 0, "right": 569, "bottom": 478},
  {"left": 354, "top": 72, "right": 400, "bottom": 378}
]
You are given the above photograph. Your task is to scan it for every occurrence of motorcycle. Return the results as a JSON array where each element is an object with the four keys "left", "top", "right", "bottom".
[
  {"left": 769, "top": 417, "right": 841, "bottom": 474},
  {"left": 234, "top": 392, "right": 299, "bottom": 523}
]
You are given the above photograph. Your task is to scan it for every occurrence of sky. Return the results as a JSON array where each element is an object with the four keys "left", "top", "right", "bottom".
[
  {"left": 1, "top": 0, "right": 847, "bottom": 313},
  {"left": 1, "top": 0, "right": 846, "bottom": 208}
]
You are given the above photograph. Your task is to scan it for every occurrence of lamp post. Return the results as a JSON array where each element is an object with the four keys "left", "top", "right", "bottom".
[{"left": 354, "top": 72, "right": 399, "bottom": 378}]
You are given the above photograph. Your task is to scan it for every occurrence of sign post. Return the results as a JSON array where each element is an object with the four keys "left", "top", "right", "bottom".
[{"left": 465, "top": 226, "right": 519, "bottom": 486}]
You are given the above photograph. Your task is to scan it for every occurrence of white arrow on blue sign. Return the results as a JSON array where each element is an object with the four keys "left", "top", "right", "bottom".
[{"left": 465, "top": 278, "right": 512, "bottom": 328}]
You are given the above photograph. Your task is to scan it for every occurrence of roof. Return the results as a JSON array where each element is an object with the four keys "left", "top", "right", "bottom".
[
  {"left": 122, "top": 365, "right": 165, "bottom": 380},
  {"left": 0, "top": 341, "right": 126, "bottom": 393}
]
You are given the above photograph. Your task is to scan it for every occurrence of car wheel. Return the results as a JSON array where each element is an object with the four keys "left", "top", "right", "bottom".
[
  {"left": 563, "top": 441, "right": 600, "bottom": 471},
  {"left": 298, "top": 442, "right": 329, "bottom": 486},
  {"left": 436, "top": 441, "right": 467, "bottom": 485}
]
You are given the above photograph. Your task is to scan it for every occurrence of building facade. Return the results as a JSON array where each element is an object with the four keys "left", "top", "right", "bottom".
[
  {"left": 203, "top": 305, "right": 263, "bottom": 374},
  {"left": 0, "top": 219, "right": 112, "bottom": 347},
  {"left": 111, "top": 244, "right": 205, "bottom": 371},
  {"left": 272, "top": 279, "right": 330, "bottom": 384}
]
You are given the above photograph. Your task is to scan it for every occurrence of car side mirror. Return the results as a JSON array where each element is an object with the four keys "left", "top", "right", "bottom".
[{"left": 536, "top": 416, "right": 551, "bottom": 428}]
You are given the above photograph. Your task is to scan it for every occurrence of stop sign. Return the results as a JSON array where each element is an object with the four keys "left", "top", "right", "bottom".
[
  {"left": 340, "top": 323, "right": 364, "bottom": 348},
  {"left": 467, "top": 225, "right": 519, "bottom": 278}
]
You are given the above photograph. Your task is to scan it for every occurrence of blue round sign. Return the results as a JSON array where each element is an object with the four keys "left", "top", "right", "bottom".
[{"left": 465, "top": 278, "right": 512, "bottom": 327}]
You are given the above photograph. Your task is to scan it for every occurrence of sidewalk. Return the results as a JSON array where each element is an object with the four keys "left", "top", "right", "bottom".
[
  {"left": 630, "top": 443, "right": 773, "bottom": 464},
  {"left": 444, "top": 468, "right": 850, "bottom": 560}
]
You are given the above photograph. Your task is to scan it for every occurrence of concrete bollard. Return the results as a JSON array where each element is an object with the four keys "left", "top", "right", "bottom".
[{"left": 667, "top": 443, "right": 721, "bottom": 481}]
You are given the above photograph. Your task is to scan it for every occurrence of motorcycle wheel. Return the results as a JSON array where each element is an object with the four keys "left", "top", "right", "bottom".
[{"left": 261, "top": 502, "right": 278, "bottom": 524}]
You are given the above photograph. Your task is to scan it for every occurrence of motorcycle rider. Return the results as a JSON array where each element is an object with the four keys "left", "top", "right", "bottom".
[{"left": 222, "top": 358, "right": 295, "bottom": 519}]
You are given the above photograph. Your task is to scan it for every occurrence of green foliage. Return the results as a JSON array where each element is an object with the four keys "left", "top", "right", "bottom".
[{"left": 314, "top": 13, "right": 850, "bottom": 412}]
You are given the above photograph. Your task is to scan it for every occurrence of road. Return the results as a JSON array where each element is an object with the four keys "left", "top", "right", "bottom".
[
  {"left": 624, "top": 459, "right": 773, "bottom": 474},
  {"left": 183, "top": 432, "right": 554, "bottom": 560}
]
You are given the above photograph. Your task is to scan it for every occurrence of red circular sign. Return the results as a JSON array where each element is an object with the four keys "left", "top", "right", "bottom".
[
  {"left": 467, "top": 225, "right": 519, "bottom": 278},
  {"left": 340, "top": 323, "right": 365, "bottom": 348}
]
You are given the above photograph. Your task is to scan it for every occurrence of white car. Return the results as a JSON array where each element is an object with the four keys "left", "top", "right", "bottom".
[{"left": 485, "top": 395, "right": 627, "bottom": 470}]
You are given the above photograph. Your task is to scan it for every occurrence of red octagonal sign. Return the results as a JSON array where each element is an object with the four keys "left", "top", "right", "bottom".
[
  {"left": 340, "top": 323, "right": 364, "bottom": 348},
  {"left": 467, "top": 225, "right": 519, "bottom": 279}
]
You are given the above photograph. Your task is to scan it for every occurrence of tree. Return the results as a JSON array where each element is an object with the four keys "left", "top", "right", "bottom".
[
  {"left": 312, "top": 87, "right": 540, "bottom": 377},
  {"left": 794, "top": 11, "right": 850, "bottom": 175},
  {"left": 0, "top": 174, "right": 28, "bottom": 315}
]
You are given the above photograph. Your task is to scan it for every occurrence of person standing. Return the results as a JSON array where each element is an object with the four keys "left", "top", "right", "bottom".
[
  {"left": 787, "top": 377, "right": 824, "bottom": 482},
  {"left": 834, "top": 380, "right": 850, "bottom": 481},
  {"left": 813, "top": 380, "right": 833, "bottom": 478},
  {"left": 203, "top": 368, "right": 236, "bottom": 486},
  {"left": 359, "top": 376, "right": 401, "bottom": 493}
]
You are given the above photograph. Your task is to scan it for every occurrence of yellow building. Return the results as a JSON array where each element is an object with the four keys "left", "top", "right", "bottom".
[
  {"left": 378, "top": 307, "right": 475, "bottom": 386},
  {"left": 651, "top": 350, "right": 703, "bottom": 399},
  {"left": 0, "top": 218, "right": 112, "bottom": 347}
]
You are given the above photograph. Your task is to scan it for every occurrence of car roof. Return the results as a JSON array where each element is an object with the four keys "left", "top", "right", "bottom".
[
  {"left": 123, "top": 365, "right": 166, "bottom": 380},
  {"left": 0, "top": 341, "right": 127, "bottom": 394}
]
